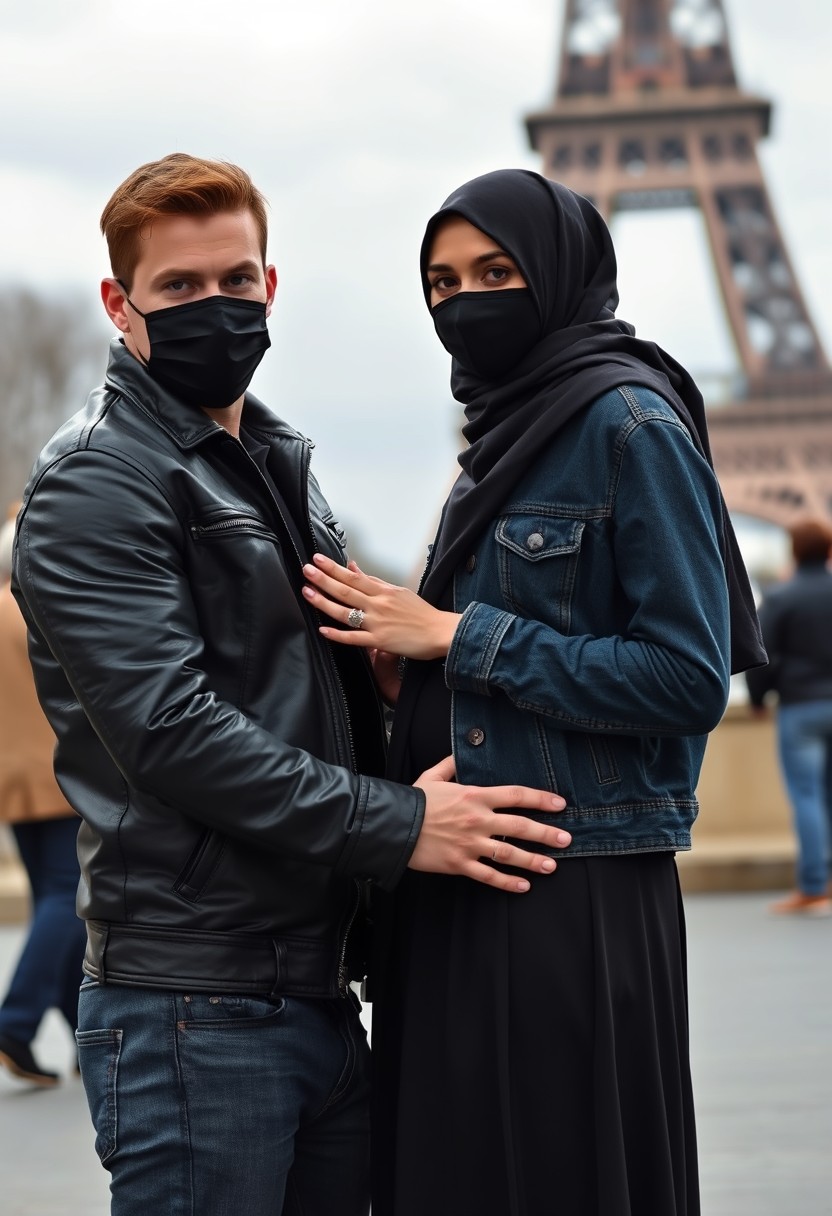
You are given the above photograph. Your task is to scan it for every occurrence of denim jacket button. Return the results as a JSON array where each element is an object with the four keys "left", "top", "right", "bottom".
[
  {"left": 465, "top": 554, "right": 477, "bottom": 573},
  {"left": 527, "top": 532, "right": 545, "bottom": 551},
  {"left": 466, "top": 727, "right": 485, "bottom": 746}
]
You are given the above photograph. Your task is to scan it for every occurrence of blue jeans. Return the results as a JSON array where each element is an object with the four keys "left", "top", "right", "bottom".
[
  {"left": 77, "top": 980, "right": 370, "bottom": 1216},
  {"left": 777, "top": 700, "right": 832, "bottom": 895},
  {"left": 0, "top": 815, "right": 86, "bottom": 1043}
]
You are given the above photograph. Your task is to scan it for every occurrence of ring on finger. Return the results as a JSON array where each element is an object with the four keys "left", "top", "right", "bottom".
[{"left": 346, "top": 607, "right": 366, "bottom": 630}]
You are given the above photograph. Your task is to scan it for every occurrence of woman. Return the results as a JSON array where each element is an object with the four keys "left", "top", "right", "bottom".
[{"left": 302, "top": 170, "right": 764, "bottom": 1215}]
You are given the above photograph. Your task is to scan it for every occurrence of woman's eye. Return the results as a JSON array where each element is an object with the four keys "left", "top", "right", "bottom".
[
  {"left": 432, "top": 275, "right": 457, "bottom": 292},
  {"left": 485, "top": 266, "right": 510, "bottom": 284}
]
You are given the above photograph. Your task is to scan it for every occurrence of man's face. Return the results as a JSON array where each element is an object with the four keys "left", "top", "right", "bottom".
[{"left": 101, "top": 209, "right": 277, "bottom": 365}]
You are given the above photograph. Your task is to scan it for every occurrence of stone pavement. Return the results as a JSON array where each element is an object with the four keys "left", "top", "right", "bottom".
[{"left": 0, "top": 892, "right": 829, "bottom": 1215}]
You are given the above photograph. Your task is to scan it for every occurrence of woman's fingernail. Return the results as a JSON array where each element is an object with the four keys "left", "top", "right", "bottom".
[
  {"left": 541, "top": 858, "right": 556, "bottom": 872},
  {"left": 516, "top": 879, "right": 530, "bottom": 893},
  {"left": 302, "top": 587, "right": 314, "bottom": 599},
  {"left": 556, "top": 831, "right": 571, "bottom": 846},
  {"left": 551, "top": 795, "right": 566, "bottom": 809}
]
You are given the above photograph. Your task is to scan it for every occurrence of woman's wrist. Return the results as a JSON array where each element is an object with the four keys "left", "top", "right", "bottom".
[{"left": 429, "top": 611, "right": 463, "bottom": 659}]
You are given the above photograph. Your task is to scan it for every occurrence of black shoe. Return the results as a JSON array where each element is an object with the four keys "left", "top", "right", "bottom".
[{"left": 0, "top": 1033, "right": 60, "bottom": 1087}]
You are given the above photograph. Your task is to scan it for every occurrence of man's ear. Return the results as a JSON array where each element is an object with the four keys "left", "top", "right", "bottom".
[
  {"left": 101, "top": 278, "right": 131, "bottom": 333},
  {"left": 264, "top": 265, "right": 278, "bottom": 317}
]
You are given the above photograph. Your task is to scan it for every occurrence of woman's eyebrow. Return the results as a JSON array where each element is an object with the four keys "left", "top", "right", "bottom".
[{"left": 426, "top": 250, "right": 511, "bottom": 273}]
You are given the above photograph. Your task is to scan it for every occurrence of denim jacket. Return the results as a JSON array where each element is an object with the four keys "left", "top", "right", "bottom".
[{"left": 444, "top": 384, "right": 730, "bottom": 855}]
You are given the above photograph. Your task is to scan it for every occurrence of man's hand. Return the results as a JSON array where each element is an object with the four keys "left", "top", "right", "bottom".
[{"left": 412, "top": 756, "right": 571, "bottom": 893}]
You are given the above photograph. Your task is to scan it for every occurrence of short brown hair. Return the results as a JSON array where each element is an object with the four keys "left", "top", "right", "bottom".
[
  {"left": 789, "top": 518, "right": 832, "bottom": 565},
  {"left": 100, "top": 153, "right": 269, "bottom": 289}
]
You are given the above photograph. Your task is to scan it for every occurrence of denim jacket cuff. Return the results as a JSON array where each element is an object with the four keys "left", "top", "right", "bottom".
[{"left": 445, "top": 601, "right": 516, "bottom": 696}]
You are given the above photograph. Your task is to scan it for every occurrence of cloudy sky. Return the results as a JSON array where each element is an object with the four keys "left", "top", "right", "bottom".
[{"left": 1, "top": 0, "right": 830, "bottom": 576}]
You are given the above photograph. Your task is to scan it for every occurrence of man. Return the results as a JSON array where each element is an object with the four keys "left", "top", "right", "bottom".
[
  {"left": 747, "top": 518, "right": 832, "bottom": 916},
  {"left": 11, "top": 154, "right": 570, "bottom": 1216}
]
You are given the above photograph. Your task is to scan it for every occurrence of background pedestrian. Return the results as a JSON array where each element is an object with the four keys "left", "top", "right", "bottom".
[
  {"left": 0, "top": 505, "right": 86, "bottom": 1085},
  {"left": 747, "top": 518, "right": 832, "bottom": 915}
]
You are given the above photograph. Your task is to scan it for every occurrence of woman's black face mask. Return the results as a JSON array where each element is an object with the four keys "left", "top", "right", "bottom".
[
  {"left": 431, "top": 288, "right": 541, "bottom": 382},
  {"left": 121, "top": 290, "right": 271, "bottom": 410}
]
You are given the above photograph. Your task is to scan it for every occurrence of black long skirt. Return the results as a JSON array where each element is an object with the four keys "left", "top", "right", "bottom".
[{"left": 370, "top": 852, "right": 700, "bottom": 1216}]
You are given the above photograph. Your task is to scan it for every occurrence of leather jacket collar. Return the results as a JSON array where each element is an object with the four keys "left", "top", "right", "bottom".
[{"left": 104, "top": 338, "right": 310, "bottom": 452}]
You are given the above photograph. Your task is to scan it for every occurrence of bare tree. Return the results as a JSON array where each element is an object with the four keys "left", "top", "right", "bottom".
[{"left": 0, "top": 288, "right": 108, "bottom": 509}]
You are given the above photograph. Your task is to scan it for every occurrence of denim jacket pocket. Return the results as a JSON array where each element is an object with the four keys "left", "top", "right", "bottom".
[
  {"left": 496, "top": 514, "right": 584, "bottom": 631},
  {"left": 585, "top": 734, "right": 621, "bottom": 785}
]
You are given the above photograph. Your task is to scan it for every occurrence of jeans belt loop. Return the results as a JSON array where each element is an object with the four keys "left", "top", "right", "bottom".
[
  {"left": 268, "top": 938, "right": 286, "bottom": 999},
  {"left": 99, "top": 923, "right": 110, "bottom": 984}
]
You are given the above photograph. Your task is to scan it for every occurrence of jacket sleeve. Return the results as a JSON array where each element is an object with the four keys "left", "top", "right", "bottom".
[
  {"left": 14, "top": 449, "right": 423, "bottom": 889},
  {"left": 444, "top": 416, "right": 730, "bottom": 736}
]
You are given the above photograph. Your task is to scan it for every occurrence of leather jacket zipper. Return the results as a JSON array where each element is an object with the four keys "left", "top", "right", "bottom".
[
  {"left": 297, "top": 445, "right": 359, "bottom": 775},
  {"left": 227, "top": 434, "right": 363, "bottom": 996},
  {"left": 190, "top": 516, "right": 275, "bottom": 540},
  {"left": 223, "top": 439, "right": 356, "bottom": 773},
  {"left": 337, "top": 881, "right": 360, "bottom": 996},
  {"left": 297, "top": 448, "right": 367, "bottom": 997}
]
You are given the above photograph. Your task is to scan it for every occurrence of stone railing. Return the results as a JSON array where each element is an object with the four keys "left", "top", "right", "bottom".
[{"left": 679, "top": 704, "right": 794, "bottom": 892}]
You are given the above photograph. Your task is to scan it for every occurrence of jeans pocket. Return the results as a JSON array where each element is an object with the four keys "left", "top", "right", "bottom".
[
  {"left": 76, "top": 1028, "right": 122, "bottom": 1163},
  {"left": 177, "top": 993, "right": 287, "bottom": 1029}
]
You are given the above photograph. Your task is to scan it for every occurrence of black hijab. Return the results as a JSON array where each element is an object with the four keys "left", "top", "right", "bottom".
[{"left": 419, "top": 169, "right": 764, "bottom": 674}]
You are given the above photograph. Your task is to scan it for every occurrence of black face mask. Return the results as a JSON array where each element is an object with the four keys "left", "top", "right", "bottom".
[
  {"left": 122, "top": 292, "right": 271, "bottom": 410},
  {"left": 432, "top": 288, "right": 541, "bottom": 381}
]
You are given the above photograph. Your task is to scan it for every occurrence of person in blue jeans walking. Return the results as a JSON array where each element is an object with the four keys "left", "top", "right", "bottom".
[
  {"left": 747, "top": 518, "right": 832, "bottom": 915},
  {"left": 0, "top": 512, "right": 86, "bottom": 1085}
]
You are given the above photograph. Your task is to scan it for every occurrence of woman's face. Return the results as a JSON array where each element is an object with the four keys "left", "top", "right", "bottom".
[{"left": 426, "top": 216, "right": 527, "bottom": 309}]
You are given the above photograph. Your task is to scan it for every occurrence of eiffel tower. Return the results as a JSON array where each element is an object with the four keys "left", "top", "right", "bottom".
[{"left": 526, "top": 0, "right": 832, "bottom": 528}]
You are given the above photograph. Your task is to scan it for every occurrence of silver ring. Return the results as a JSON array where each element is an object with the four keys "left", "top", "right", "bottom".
[
  {"left": 491, "top": 845, "right": 498, "bottom": 862},
  {"left": 347, "top": 608, "right": 365, "bottom": 630}
]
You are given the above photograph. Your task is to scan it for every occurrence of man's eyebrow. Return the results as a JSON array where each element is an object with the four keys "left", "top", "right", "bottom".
[
  {"left": 426, "top": 250, "right": 511, "bottom": 273},
  {"left": 223, "top": 259, "right": 262, "bottom": 276},
  {"left": 148, "top": 259, "right": 261, "bottom": 288}
]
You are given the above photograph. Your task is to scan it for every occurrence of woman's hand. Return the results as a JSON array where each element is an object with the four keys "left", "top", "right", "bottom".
[{"left": 302, "top": 554, "right": 461, "bottom": 660}]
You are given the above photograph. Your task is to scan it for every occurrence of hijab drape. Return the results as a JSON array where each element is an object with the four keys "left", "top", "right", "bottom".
[{"left": 418, "top": 169, "right": 764, "bottom": 674}]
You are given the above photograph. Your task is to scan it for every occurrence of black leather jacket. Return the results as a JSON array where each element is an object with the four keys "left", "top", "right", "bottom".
[{"left": 13, "top": 340, "right": 425, "bottom": 998}]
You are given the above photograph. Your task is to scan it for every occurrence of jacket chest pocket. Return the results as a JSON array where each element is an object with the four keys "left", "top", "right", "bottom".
[
  {"left": 190, "top": 513, "right": 279, "bottom": 546},
  {"left": 188, "top": 512, "right": 286, "bottom": 608},
  {"left": 186, "top": 511, "right": 306, "bottom": 682},
  {"left": 495, "top": 515, "right": 584, "bottom": 632}
]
